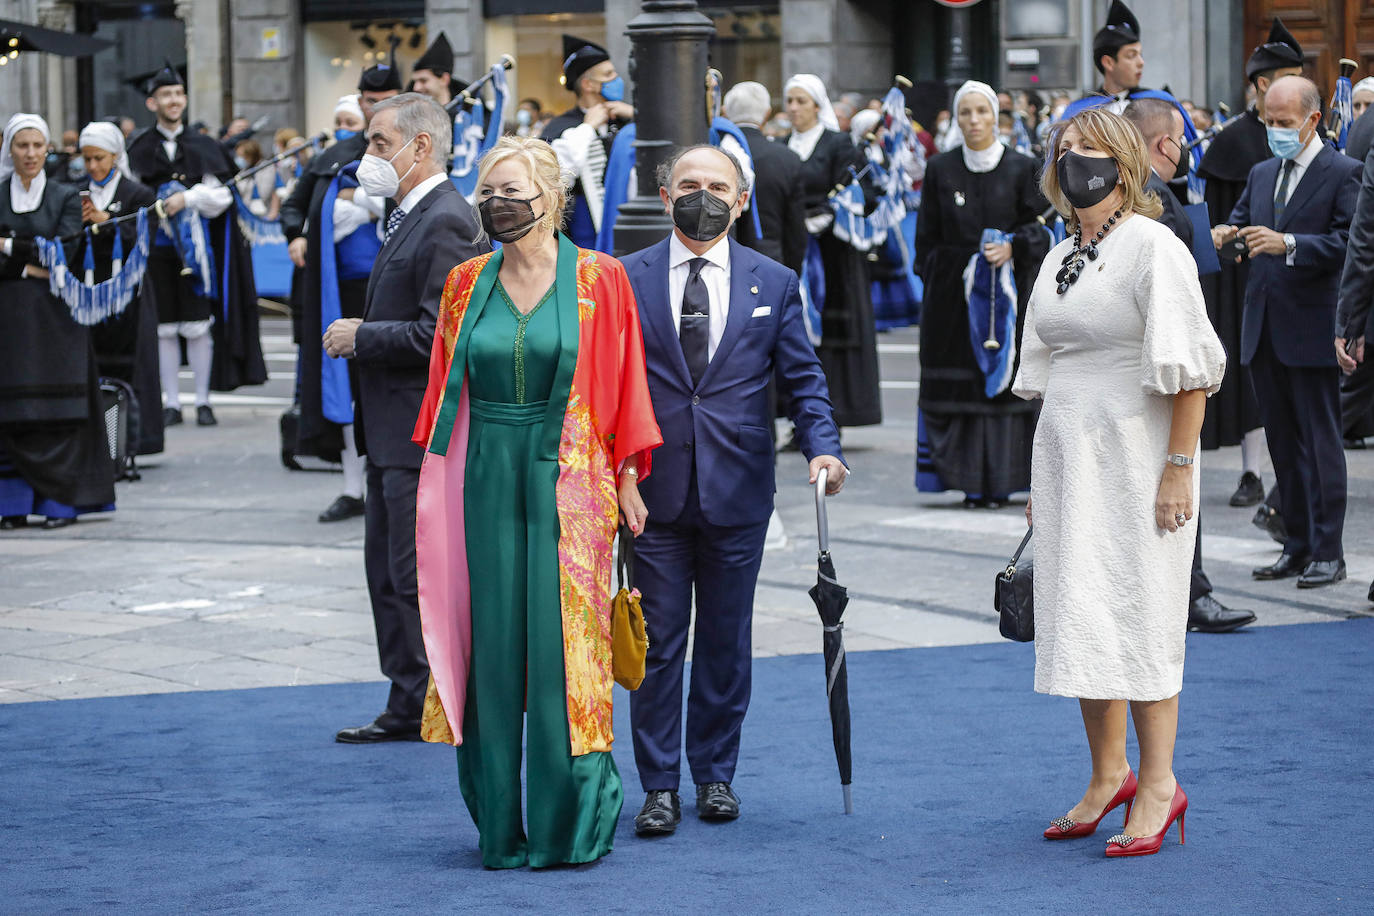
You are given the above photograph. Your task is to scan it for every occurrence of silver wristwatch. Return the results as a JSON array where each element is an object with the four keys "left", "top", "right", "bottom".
[
  {"left": 1283, "top": 233, "right": 1296, "bottom": 258},
  {"left": 1166, "top": 453, "right": 1194, "bottom": 467}
]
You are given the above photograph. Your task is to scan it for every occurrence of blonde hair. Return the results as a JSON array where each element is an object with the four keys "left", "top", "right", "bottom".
[
  {"left": 475, "top": 136, "right": 568, "bottom": 236},
  {"left": 1040, "top": 107, "right": 1162, "bottom": 232}
]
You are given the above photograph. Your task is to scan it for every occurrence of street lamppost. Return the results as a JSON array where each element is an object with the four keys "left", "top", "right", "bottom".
[{"left": 611, "top": 0, "right": 715, "bottom": 256}]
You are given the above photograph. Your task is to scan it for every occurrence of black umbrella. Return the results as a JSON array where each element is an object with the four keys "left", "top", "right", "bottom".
[
  {"left": 0, "top": 20, "right": 113, "bottom": 58},
  {"left": 808, "top": 467, "right": 853, "bottom": 814}
]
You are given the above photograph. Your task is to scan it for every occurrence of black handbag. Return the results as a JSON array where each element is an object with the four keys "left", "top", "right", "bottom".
[{"left": 995, "top": 527, "right": 1034, "bottom": 642}]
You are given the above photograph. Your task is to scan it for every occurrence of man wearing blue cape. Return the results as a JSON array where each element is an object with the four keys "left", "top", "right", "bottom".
[
  {"left": 127, "top": 61, "right": 267, "bottom": 428},
  {"left": 281, "top": 62, "right": 399, "bottom": 522},
  {"left": 545, "top": 36, "right": 634, "bottom": 250}
]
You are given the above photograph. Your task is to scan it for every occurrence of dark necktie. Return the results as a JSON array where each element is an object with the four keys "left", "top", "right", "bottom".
[
  {"left": 384, "top": 207, "right": 408, "bottom": 244},
  {"left": 1273, "top": 159, "right": 1296, "bottom": 226},
  {"left": 679, "top": 257, "right": 710, "bottom": 386}
]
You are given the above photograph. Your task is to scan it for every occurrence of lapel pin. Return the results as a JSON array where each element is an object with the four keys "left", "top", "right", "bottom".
[
  {"left": 954, "top": 190, "right": 966, "bottom": 207},
  {"left": 750, "top": 285, "right": 758, "bottom": 294}
]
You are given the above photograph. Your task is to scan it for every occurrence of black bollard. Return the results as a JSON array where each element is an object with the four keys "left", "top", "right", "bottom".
[{"left": 611, "top": 0, "right": 715, "bottom": 257}]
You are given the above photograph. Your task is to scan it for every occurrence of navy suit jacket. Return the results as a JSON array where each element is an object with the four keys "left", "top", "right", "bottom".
[
  {"left": 1228, "top": 144, "right": 1361, "bottom": 367},
  {"left": 624, "top": 236, "right": 844, "bottom": 527}
]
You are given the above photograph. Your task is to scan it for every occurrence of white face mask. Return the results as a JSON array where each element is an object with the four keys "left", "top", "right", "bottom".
[{"left": 355, "top": 135, "right": 416, "bottom": 200}]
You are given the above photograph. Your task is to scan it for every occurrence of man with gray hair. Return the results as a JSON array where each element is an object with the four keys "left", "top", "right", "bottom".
[
  {"left": 722, "top": 81, "right": 807, "bottom": 273},
  {"left": 323, "top": 92, "right": 490, "bottom": 743},
  {"left": 1212, "top": 75, "right": 1361, "bottom": 589}
]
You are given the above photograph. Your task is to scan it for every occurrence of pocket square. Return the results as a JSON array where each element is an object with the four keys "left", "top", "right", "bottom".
[{"left": 751, "top": 306, "right": 771, "bottom": 318}]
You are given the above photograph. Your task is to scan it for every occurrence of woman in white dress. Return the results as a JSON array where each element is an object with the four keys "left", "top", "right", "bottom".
[{"left": 1013, "top": 108, "right": 1226, "bottom": 858}]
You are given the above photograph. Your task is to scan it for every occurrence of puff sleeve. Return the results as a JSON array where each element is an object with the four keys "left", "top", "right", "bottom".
[{"left": 1135, "top": 228, "right": 1227, "bottom": 397}]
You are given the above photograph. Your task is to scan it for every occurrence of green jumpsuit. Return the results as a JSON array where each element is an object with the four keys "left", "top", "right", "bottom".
[{"left": 457, "top": 279, "right": 622, "bottom": 869}]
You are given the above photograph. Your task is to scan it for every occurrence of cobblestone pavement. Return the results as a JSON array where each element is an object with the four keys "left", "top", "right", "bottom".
[{"left": 3, "top": 320, "right": 1370, "bottom": 703}]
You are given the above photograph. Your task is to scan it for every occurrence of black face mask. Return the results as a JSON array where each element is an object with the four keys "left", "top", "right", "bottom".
[
  {"left": 1167, "top": 136, "right": 1190, "bottom": 181},
  {"left": 1055, "top": 151, "right": 1120, "bottom": 209},
  {"left": 478, "top": 194, "right": 541, "bottom": 243},
  {"left": 671, "top": 189, "right": 735, "bottom": 242}
]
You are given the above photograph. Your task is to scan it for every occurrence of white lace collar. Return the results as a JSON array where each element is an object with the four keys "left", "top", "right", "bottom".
[{"left": 961, "top": 141, "right": 1005, "bottom": 174}]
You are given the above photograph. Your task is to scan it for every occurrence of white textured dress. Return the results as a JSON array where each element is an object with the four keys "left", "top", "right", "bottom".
[{"left": 1012, "top": 215, "right": 1226, "bottom": 701}]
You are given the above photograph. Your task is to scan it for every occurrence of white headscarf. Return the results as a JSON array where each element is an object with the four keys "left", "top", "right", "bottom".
[
  {"left": 78, "top": 121, "right": 132, "bottom": 179},
  {"left": 950, "top": 81, "right": 1005, "bottom": 173},
  {"left": 0, "top": 112, "right": 50, "bottom": 183},
  {"left": 783, "top": 74, "right": 840, "bottom": 132},
  {"left": 951, "top": 81, "right": 1000, "bottom": 124},
  {"left": 334, "top": 94, "right": 365, "bottom": 124},
  {"left": 1354, "top": 77, "right": 1374, "bottom": 101}
]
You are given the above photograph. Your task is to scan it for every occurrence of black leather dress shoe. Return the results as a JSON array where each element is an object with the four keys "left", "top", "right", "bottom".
[
  {"left": 1297, "top": 559, "right": 1346, "bottom": 589},
  {"left": 634, "top": 790, "right": 681, "bottom": 837},
  {"left": 335, "top": 716, "right": 422, "bottom": 744},
  {"left": 1251, "top": 504, "right": 1287, "bottom": 545},
  {"left": 318, "top": 495, "right": 366, "bottom": 523},
  {"left": 1, "top": 516, "right": 28, "bottom": 530},
  {"left": 1187, "top": 593, "right": 1256, "bottom": 633},
  {"left": 1252, "top": 552, "right": 1311, "bottom": 580},
  {"left": 196, "top": 405, "right": 217, "bottom": 426},
  {"left": 41, "top": 517, "right": 76, "bottom": 530},
  {"left": 1229, "top": 471, "right": 1265, "bottom": 507},
  {"left": 696, "top": 782, "right": 740, "bottom": 821},
  {"left": 163, "top": 407, "right": 183, "bottom": 427},
  {"left": 1367, "top": 579, "right": 1374, "bottom": 603}
]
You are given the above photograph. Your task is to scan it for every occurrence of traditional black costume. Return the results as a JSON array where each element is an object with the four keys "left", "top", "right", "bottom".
[
  {"left": 76, "top": 132, "right": 163, "bottom": 457},
  {"left": 0, "top": 115, "right": 115, "bottom": 526},
  {"left": 126, "top": 63, "right": 266, "bottom": 421},
  {"left": 915, "top": 122, "right": 1048, "bottom": 499},
  {"left": 784, "top": 74, "right": 883, "bottom": 428},
  {"left": 1196, "top": 19, "right": 1302, "bottom": 451}
]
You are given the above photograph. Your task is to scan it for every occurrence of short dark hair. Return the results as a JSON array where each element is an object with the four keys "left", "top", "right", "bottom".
[
  {"left": 1121, "top": 97, "right": 1178, "bottom": 144},
  {"left": 519, "top": 97, "right": 541, "bottom": 113},
  {"left": 655, "top": 143, "right": 750, "bottom": 195}
]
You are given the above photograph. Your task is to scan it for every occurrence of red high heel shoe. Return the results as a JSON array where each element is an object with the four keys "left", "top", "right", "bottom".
[
  {"left": 1043, "top": 770, "right": 1137, "bottom": 840},
  {"left": 1105, "top": 781, "right": 1188, "bottom": 857}
]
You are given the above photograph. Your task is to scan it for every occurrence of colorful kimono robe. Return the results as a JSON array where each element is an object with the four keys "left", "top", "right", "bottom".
[{"left": 412, "top": 234, "right": 661, "bottom": 756}]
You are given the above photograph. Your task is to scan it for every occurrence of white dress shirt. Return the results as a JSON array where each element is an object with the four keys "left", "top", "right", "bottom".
[
  {"left": 156, "top": 123, "right": 182, "bottom": 163},
  {"left": 668, "top": 232, "right": 731, "bottom": 361},
  {"left": 1276, "top": 132, "right": 1322, "bottom": 265},
  {"left": 396, "top": 170, "right": 449, "bottom": 217}
]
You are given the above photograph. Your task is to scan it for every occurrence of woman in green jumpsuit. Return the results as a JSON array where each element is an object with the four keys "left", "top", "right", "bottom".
[{"left": 426, "top": 137, "right": 657, "bottom": 869}]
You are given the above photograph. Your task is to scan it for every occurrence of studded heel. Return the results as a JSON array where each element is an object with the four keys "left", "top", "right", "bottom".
[
  {"left": 1043, "top": 770, "right": 1137, "bottom": 840},
  {"left": 1105, "top": 781, "right": 1187, "bottom": 858}
]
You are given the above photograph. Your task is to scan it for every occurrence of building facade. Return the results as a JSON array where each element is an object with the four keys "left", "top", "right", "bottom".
[{"left": 0, "top": 1, "right": 1362, "bottom": 139}]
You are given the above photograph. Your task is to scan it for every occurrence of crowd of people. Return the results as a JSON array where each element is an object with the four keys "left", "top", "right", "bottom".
[{"left": 2, "top": 0, "right": 1373, "bottom": 869}]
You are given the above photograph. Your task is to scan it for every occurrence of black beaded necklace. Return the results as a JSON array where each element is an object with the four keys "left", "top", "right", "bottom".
[{"left": 1055, "top": 209, "right": 1123, "bottom": 295}]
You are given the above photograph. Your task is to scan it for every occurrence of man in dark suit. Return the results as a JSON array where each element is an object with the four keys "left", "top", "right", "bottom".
[
  {"left": 1125, "top": 97, "right": 1256, "bottom": 633},
  {"left": 1337, "top": 142, "right": 1374, "bottom": 601},
  {"left": 324, "top": 93, "right": 488, "bottom": 742},
  {"left": 722, "top": 81, "right": 807, "bottom": 274},
  {"left": 1212, "top": 76, "right": 1361, "bottom": 589},
  {"left": 622, "top": 145, "right": 847, "bottom": 836}
]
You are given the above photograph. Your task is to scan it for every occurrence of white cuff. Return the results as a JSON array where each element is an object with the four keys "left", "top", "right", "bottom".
[{"left": 183, "top": 176, "right": 233, "bottom": 218}]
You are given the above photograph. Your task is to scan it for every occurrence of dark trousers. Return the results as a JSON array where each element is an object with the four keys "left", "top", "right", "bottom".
[
  {"left": 1340, "top": 353, "right": 1374, "bottom": 440},
  {"left": 1248, "top": 325, "right": 1347, "bottom": 561},
  {"left": 363, "top": 461, "right": 429, "bottom": 722},
  {"left": 1190, "top": 519, "right": 1210, "bottom": 604},
  {"left": 630, "top": 479, "right": 770, "bottom": 791}
]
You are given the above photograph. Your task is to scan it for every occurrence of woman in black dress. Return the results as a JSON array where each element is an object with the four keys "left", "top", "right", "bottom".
[
  {"left": 0, "top": 114, "right": 115, "bottom": 529},
  {"left": 77, "top": 121, "right": 163, "bottom": 457},
  {"left": 783, "top": 73, "right": 882, "bottom": 428},
  {"left": 914, "top": 81, "right": 1049, "bottom": 507}
]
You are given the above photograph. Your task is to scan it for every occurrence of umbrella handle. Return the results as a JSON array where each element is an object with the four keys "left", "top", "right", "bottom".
[{"left": 815, "top": 466, "right": 829, "bottom": 554}]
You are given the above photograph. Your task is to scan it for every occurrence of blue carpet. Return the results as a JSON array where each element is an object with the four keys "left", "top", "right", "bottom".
[{"left": 3, "top": 621, "right": 1372, "bottom": 914}]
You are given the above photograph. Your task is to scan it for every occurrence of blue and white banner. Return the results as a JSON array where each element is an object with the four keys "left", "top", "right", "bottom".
[
  {"left": 450, "top": 63, "right": 510, "bottom": 202},
  {"left": 1330, "top": 73, "right": 1354, "bottom": 152},
  {"left": 35, "top": 207, "right": 152, "bottom": 326},
  {"left": 963, "top": 228, "right": 1018, "bottom": 398}
]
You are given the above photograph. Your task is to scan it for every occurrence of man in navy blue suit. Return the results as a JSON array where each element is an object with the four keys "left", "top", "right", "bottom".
[
  {"left": 1212, "top": 76, "right": 1360, "bottom": 588},
  {"left": 623, "top": 145, "right": 847, "bottom": 836}
]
